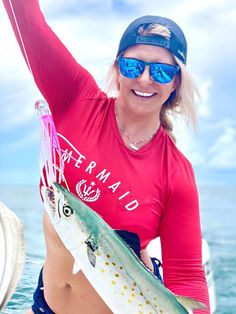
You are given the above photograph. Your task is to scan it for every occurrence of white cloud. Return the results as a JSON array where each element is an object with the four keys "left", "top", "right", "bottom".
[
  {"left": 174, "top": 118, "right": 205, "bottom": 167},
  {"left": 0, "top": 0, "right": 236, "bottom": 174},
  {"left": 0, "top": 77, "right": 41, "bottom": 130},
  {"left": 196, "top": 78, "right": 213, "bottom": 118},
  {"left": 209, "top": 125, "right": 236, "bottom": 169},
  {"left": 201, "top": 118, "right": 236, "bottom": 132},
  {"left": 40, "top": 0, "right": 113, "bottom": 12},
  {"left": 0, "top": 6, "right": 26, "bottom": 70}
]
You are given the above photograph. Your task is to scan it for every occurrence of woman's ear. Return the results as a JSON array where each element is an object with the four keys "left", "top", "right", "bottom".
[
  {"left": 116, "top": 73, "right": 121, "bottom": 91},
  {"left": 115, "top": 63, "right": 121, "bottom": 91}
]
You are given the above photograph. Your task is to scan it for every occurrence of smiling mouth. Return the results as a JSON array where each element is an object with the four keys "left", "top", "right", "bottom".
[{"left": 132, "top": 90, "right": 156, "bottom": 98}]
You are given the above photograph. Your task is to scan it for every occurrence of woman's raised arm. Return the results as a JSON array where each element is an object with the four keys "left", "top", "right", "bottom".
[{"left": 2, "top": 0, "right": 100, "bottom": 116}]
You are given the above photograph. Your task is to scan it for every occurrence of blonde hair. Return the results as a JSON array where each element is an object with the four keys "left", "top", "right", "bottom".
[{"left": 106, "top": 23, "right": 198, "bottom": 142}]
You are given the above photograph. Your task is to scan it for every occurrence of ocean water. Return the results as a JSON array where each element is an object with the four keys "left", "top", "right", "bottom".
[{"left": 0, "top": 169, "right": 235, "bottom": 314}]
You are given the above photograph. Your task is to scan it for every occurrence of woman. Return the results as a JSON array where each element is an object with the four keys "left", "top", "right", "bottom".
[{"left": 3, "top": 1, "right": 210, "bottom": 313}]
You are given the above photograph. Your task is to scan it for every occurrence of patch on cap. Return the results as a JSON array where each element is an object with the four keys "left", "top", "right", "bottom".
[{"left": 117, "top": 15, "right": 187, "bottom": 64}]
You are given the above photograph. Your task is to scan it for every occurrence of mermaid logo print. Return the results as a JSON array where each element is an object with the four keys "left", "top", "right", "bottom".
[{"left": 76, "top": 180, "right": 101, "bottom": 202}]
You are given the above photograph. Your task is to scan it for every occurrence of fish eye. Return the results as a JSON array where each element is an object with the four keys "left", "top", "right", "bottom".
[{"left": 63, "top": 205, "right": 73, "bottom": 217}]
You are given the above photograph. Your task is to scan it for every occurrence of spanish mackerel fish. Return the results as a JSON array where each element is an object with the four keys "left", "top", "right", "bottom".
[
  {"left": 0, "top": 202, "right": 25, "bottom": 310},
  {"left": 42, "top": 183, "right": 206, "bottom": 314}
]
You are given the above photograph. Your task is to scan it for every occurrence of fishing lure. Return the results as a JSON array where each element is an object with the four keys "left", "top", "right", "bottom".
[{"left": 35, "top": 99, "right": 65, "bottom": 187}]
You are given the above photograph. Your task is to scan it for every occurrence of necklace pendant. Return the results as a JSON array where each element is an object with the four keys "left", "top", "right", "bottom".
[{"left": 129, "top": 143, "right": 139, "bottom": 151}]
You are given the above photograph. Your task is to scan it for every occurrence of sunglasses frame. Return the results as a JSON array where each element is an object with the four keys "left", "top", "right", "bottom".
[{"left": 117, "top": 56, "right": 180, "bottom": 84}]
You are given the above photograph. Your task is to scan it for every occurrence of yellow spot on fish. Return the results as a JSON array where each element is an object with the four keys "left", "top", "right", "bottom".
[
  {"left": 96, "top": 252, "right": 100, "bottom": 256},
  {"left": 115, "top": 274, "right": 119, "bottom": 277},
  {"left": 120, "top": 266, "right": 124, "bottom": 270},
  {"left": 112, "top": 262, "right": 116, "bottom": 266},
  {"left": 133, "top": 282, "right": 137, "bottom": 286},
  {"left": 121, "top": 292, "right": 125, "bottom": 296},
  {"left": 123, "top": 285, "right": 127, "bottom": 290},
  {"left": 105, "top": 262, "right": 109, "bottom": 266},
  {"left": 131, "top": 293, "right": 135, "bottom": 297},
  {"left": 128, "top": 299, "right": 132, "bottom": 303},
  {"left": 139, "top": 292, "right": 143, "bottom": 296},
  {"left": 146, "top": 300, "right": 150, "bottom": 305},
  {"left": 101, "top": 269, "right": 105, "bottom": 273},
  {"left": 139, "top": 304, "right": 143, "bottom": 307},
  {"left": 112, "top": 280, "right": 116, "bottom": 285},
  {"left": 107, "top": 254, "right": 110, "bottom": 258},
  {"left": 139, "top": 311, "right": 143, "bottom": 314}
]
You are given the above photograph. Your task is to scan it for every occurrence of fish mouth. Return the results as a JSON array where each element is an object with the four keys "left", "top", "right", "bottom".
[{"left": 41, "top": 186, "right": 56, "bottom": 217}]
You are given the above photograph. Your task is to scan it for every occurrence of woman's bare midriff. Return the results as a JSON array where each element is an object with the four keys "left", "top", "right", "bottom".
[
  {"left": 41, "top": 212, "right": 112, "bottom": 314},
  {"left": 29, "top": 211, "right": 153, "bottom": 314}
]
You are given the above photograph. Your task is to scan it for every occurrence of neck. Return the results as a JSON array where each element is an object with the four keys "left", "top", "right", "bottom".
[{"left": 114, "top": 102, "right": 160, "bottom": 150}]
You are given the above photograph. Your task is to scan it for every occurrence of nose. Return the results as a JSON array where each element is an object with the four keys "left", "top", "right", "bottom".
[{"left": 136, "top": 65, "right": 152, "bottom": 83}]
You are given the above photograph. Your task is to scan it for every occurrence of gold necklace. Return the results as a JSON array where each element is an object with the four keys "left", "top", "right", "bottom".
[
  {"left": 120, "top": 128, "right": 157, "bottom": 151},
  {"left": 114, "top": 106, "right": 159, "bottom": 151}
]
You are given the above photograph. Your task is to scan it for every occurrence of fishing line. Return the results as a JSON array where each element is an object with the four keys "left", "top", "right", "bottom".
[
  {"left": 8, "top": 1, "right": 66, "bottom": 187},
  {"left": 8, "top": 0, "right": 32, "bottom": 73}
]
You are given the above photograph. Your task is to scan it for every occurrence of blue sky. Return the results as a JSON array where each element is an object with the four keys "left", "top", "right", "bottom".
[{"left": 0, "top": 0, "right": 236, "bottom": 185}]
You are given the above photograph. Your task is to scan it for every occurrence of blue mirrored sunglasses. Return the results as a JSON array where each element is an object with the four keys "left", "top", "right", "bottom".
[{"left": 117, "top": 56, "right": 180, "bottom": 84}]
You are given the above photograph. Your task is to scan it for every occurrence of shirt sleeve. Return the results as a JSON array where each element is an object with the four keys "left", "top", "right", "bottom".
[
  {"left": 160, "top": 161, "right": 210, "bottom": 313},
  {"left": 2, "top": 0, "right": 101, "bottom": 119}
]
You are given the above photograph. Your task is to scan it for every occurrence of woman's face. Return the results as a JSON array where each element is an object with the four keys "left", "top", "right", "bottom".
[{"left": 117, "top": 44, "right": 178, "bottom": 117}]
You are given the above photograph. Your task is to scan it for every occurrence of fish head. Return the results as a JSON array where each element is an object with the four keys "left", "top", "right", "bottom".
[{"left": 41, "top": 182, "right": 99, "bottom": 253}]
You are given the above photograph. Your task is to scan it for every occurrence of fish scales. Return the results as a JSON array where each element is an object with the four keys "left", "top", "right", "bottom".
[
  {"left": 72, "top": 232, "right": 164, "bottom": 313},
  {"left": 42, "top": 183, "right": 206, "bottom": 314}
]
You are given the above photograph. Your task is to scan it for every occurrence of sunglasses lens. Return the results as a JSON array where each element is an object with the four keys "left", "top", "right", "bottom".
[
  {"left": 150, "top": 64, "right": 179, "bottom": 84},
  {"left": 118, "top": 57, "right": 179, "bottom": 84},
  {"left": 118, "top": 57, "right": 144, "bottom": 79}
]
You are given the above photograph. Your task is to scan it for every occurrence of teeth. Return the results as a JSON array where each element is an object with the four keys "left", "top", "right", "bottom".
[{"left": 133, "top": 90, "right": 155, "bottom": 97}]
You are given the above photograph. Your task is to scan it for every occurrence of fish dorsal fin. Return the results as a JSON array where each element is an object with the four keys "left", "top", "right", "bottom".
[{"left": 176, "top": 295, "right": 207, "bottom": 313}]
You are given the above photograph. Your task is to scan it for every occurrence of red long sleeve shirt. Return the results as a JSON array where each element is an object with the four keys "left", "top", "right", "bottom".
[{"left": 3, "top": 1, "right": 210, "bottom": 312}]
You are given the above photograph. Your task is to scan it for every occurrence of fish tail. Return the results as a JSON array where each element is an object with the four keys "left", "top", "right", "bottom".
[{"left": 176, "top": 295, "right": 207, "bottom": 313}]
